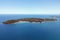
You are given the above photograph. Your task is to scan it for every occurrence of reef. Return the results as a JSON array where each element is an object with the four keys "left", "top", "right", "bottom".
[{"left": 3, "top": 18, "right": 57, "bottom": 24}]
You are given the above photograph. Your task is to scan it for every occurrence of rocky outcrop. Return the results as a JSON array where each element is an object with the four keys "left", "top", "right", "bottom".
[
  {"left": 3, "top": 18, "right": 57, "bottom": 24},
  {"left": 3, "top": 20, "right": 17, "bottom": 24}
]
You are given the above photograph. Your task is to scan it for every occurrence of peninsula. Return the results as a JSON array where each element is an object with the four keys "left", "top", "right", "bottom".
[{"left": 3, "top": 18, "right": 57, "bottom": 24}]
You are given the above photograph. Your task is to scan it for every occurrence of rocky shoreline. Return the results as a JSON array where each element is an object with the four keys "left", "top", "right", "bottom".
[{"left": 3, "top": 18, "right": 57, "bottom": 24}]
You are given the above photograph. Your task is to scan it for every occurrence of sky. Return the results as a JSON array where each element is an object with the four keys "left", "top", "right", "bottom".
[{"left": 0, "top": 0, "right": 60, "bottom": 14}]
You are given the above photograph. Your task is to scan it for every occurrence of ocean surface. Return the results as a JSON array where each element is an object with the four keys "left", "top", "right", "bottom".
[{"left": 0, "top": 14, "right": 60, "bottom": 40}]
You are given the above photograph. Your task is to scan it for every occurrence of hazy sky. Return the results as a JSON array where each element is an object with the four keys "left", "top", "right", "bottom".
[{"left": 0, "top": 0, "right": 60, "bottom": 14}]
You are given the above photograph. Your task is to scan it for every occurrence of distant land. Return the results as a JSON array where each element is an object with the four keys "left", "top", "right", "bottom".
[
  {"left": 51, "top": 16, "right": 60, "bottom": 18},
  {"left": 3, "top": 18, "right": 57, "bottom": 24}
]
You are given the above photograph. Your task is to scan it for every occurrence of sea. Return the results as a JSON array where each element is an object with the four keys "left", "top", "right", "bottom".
[{"left": 0, "top": 14, "right": 60, "bottom": 40}]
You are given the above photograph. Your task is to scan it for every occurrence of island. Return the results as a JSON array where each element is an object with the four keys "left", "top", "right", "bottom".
[{"left": 3, "top": 18, "right": 57, "bottom": 24}]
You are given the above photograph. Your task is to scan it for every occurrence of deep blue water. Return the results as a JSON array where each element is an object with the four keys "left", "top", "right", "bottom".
[{"left": 0, "top": 15, "right": 60, "bottom": 40}]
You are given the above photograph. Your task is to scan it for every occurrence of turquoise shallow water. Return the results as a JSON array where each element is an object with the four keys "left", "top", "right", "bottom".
[{"left": 0, "top": 15, "right": 60, "bottom": 40}]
